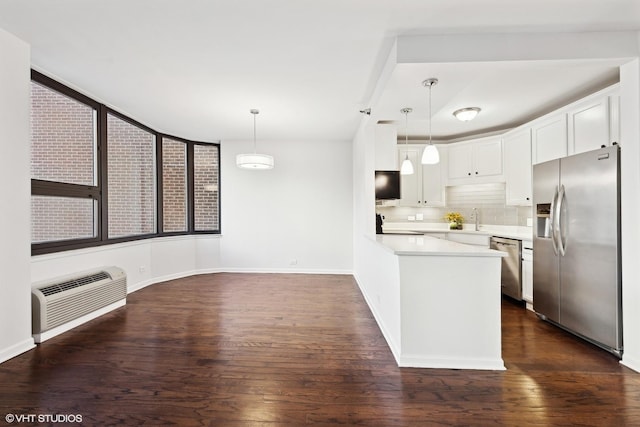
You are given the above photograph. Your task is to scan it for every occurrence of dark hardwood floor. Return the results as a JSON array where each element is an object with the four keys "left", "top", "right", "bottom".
[{"left": 1, "top": 273, "right": 639, "bottom": 426}]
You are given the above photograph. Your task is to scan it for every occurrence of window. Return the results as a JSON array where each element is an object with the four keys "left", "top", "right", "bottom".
[
  {"left": 107, "top": 112, "right": 156, "bottom": 239},
  {"left": 30, "top": 71, "right": 221, "bottom": 255},
  {"left": 30, "top": 75, "right": 100, "bottom": 247},
  {"left": 31, "top": 196, "right": 97, "bottom": 243},
  {"left": 194, "top": 144, "right": 220, "bottom": 231},
  {"left": 161, "top": 138, "right": 187, "bottom": 233},
  {"left": 30, "top": 81, "right": 97, "bottom": 186}
]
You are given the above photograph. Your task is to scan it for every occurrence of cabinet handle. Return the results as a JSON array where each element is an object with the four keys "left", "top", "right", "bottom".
[
  {"left": 475, "top": 171, "right": 478, "bottom": 175},
  {"left": 468, "top": 172, "right": 471, "bottom": 176},
  {"left": 526, "top": 197, "right": 530, "bottom": 201}
]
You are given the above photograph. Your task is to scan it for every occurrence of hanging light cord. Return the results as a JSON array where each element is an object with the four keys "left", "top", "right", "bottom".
[
  {"left": 252, "top": 110, "right": 258, "bottom": 153},
  {"left": 405, "top": 110, "right": 410, "bottom": 160},
  {"left": 428, "top": 83, "right": 433, "bottom": 146}
]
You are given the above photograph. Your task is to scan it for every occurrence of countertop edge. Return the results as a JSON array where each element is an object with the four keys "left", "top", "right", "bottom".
[
  {"left": 382, "top": 223, "right": 533, "bottom": 243},
  {"left": 369, "top": 234, "right": 507, "bottom": 258}
]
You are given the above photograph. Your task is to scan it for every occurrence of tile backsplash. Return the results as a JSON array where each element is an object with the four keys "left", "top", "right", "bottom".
[{"left": 378, "top": 182, "right": 532, "bottom": 226}]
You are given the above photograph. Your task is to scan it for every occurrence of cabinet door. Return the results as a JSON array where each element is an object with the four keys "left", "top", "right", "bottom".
[
  {"left": 568, "top": 96, "right": 610, "bottom": 156},
  {"left": 504, "top": 129, "right": 532, "bottom": 206},
  {"left": 421, "top": 162, "right": 444, "bottom": 206},
  {"left": 473, "top": 138, "right": 503, "bottom": 177},
  {"left": 522, "top": 248, "right": 533, "bottom": 304},
  {"left": 398, "top": 148, "right": 421, "bottom": 207},
  {"left": 532, "top": 114, "right": 567, "bottom": 164},
  {"left": 610, "top": 94, "right": 620, "bottom": 146},
  {"left": 448, "top": 144, "right": 473, "bottom": 179}
]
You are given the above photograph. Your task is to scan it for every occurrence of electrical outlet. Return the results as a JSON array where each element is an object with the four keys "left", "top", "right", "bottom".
[
  {"left": 139, "top": 265, "right": 146, "bottom": 273},
  {"left": 416, "top": 213, "right": 424, "bottom": 221},
  {"left": 289, "top": 258, "right": 298, "bottom": 266},
  {"left": 408, "top": 215, "right": 415, "bottom": 221}
]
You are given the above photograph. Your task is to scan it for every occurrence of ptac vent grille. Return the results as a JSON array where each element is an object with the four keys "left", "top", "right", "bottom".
[{"left": 39, "top": 271, "right": 111, "bottom": 297}]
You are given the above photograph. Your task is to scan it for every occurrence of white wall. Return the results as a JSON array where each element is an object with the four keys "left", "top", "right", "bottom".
[
  {"left": 619, "top": 59, "right": 640, "bottom": 372},
  {"left": 220, "top": 139, "right": 353, "bottom": 273},
  {"left": 31, "top": 236, "right": 222, "bottom": 294},
  {"left": 0, "top": 27, "right": 34, "bottom": 363}
]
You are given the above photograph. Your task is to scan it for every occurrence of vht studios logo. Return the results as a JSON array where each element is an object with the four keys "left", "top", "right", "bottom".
[{"left": 5, "top": 413, "right": 83, "bottom": 423}]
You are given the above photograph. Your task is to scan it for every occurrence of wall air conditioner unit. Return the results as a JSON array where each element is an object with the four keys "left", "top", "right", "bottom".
[{"left": 32, "top": 266, "right": 127, "bottom": 343}]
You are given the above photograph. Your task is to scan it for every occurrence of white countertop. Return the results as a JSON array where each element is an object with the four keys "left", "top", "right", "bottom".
[
  {"left": 374, "top": 234, "right": 506, "bottom": 257},
  {"left": 382, "top": 222, "right": 533, "bottom": 243}
]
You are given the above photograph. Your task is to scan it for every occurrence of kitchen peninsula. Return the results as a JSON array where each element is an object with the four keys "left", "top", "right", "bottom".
[{"left": 358, "top": 233, "right": 506, "bottom": 370}]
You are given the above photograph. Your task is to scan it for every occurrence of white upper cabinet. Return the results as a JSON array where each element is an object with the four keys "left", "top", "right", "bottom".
[
  {"left": 567, "top": 87, "right": 619, "bottom": 156},
  {"left": 473, "top": 139, "right": 503, "bottom": 177},
  {"left": 447, "top": 143, "right": 473, "bottom": 180},
  {"left": 503, "top": 129, "right": 532, "bottom": 206},
  {"left": 422, "top": 158, "right": 445, "bottom": 206},
  {"left": 532, "top": 114, "right": 567, "bottom": 165},
  {"left": 374, "top": 124, "right": 398, "bottom": 170},
  {"left": 397, "top": 145, "right": 446, "bottom": 207},
  {"left": 447, "top": 137, "right": 503, "bottom": 184},
  {"left": 531, "top": 85, "right": 620, "bottom": 164},
  {"left": 568, "top": 97, "right": 609, "bottom": 155},
  {"left": 398, "top": 148, "right": 421, "bottom": 206}
]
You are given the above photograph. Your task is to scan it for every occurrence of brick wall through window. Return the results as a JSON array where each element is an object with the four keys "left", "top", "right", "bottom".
[
  {"left": 162, "top": 138, "right": 187, "bottom": 232},
  {"left": 107, "top": 113, "right": 156, "bottom": 238}
]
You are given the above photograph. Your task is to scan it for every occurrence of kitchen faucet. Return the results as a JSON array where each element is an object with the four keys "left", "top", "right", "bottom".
[{"left": 473, "top": 208, "right": 479, "bottom": 231}]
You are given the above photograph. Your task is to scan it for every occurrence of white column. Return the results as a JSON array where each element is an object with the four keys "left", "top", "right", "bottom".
[
  {"left": 0, "top": 27, "right": 34, "bottom": 363},
  {"left": 619, "top": 58, "right": 640, "bottom": 372}
]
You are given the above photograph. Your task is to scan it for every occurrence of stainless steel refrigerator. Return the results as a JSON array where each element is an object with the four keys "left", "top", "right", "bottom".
[{"left": 533, "top": 145, "right": 622, "bottom": 356}]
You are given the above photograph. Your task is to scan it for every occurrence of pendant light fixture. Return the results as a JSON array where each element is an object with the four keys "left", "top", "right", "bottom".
[
  {"left": 421, "top": 78, "right": 440, "bottom": 165},
  {"left": 400, "top": 107, "right": 414, "bottom": 175},
  {"left": 236, "top": 109, "right": 274, "bottom": 170}
]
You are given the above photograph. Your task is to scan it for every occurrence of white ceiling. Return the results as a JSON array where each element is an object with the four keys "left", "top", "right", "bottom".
[
  {"left": 0, "top": 0, "right": 639, "bottom": 142},
  {"left": 378, "top": 60, "right": 622, "bottom": 142}
]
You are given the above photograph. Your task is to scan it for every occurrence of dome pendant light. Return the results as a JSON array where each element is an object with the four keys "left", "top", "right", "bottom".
[
  {"left": 236, "top": 109, "right": 274, "bottom": 170},
  {"left": 400, "top": 107, "right": 414, "bottom": 175},
  {"left": 453, "top": 107, "right": 481, "bottom": 121},
  {"left": 421, "top": 78, "right": 440, "bottom": 165}
]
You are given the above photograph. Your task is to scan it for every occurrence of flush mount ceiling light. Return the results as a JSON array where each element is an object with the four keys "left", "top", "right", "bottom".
[
  {"left": 236, "top": 109, "right": 274, "bottom": 170},
  {"left": 453, "top": 107, "right": 481, "bottom": 122},
  {"left": 400, "top": 107, "right": 414, "bottom": 175},
  {"left": 421, "top": 78, "right": 440, "bottom": 165}
]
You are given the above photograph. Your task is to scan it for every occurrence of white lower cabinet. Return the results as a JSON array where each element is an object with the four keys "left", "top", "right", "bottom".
[{"left": 522, "top": 245, "right": 533, "bottom": 310}]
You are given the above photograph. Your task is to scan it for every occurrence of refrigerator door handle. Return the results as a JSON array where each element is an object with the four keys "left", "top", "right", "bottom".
[
  {"left": 557, "top": 185, "right": 567, "bottom": 256},
  {"left": 550, "top": 185, "right": 559, "bottom": 256}
]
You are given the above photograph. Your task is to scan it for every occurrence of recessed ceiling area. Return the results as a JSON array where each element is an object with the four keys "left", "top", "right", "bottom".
[
  {"left": 374, "top": 59, "right": 623, "bottom": 142},
  {"left": 0, "top": 1, "right": 638, "bottom": 142}
]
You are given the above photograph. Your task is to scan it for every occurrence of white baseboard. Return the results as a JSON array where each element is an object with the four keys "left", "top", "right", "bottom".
[
  {"left": 352, "top": 273, "right": 402, "bottom": 365},
  {"left": 0, "top": 338, "right": 35, "bottom": 364},
  {"left": 219, "top": 267, "right": 353, "bottom": 275},
  {"left": 399, "top": 354, "right": 506, "bottom": 370},
  {"left": 620, "top": 355, "right": 640, "bottom": 373}
]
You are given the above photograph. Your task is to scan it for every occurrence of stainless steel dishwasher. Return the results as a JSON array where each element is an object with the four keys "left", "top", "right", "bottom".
[{"left": 490, "top": 236, "right": 522, "bottom": 300}]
